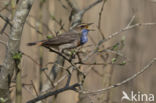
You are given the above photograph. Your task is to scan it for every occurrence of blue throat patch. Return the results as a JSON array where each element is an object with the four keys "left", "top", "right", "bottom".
[{"left": 80, "top": 29, "right": 89, "bottom": 44}]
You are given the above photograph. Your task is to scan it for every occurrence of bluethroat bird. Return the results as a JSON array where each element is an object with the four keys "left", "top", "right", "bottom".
[{"left": 27, "top": 23, "right": 93, "bottom": 52}]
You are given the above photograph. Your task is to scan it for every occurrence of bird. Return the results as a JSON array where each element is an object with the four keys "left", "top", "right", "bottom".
[{"left": 27, "top": 23, "right": 93, "bottom": 52}]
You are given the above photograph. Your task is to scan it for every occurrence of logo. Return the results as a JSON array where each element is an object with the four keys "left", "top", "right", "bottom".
[{"left": 121, "top": 91, "right": 154, "bottom": 102}]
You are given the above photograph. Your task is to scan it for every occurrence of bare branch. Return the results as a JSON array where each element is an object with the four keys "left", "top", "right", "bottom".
[
  {"left": 98, "top": 0, "right": 107, "bottom": 28},
  {"left": 0, "top": 13, "right": 12, "bottom": 26},
  {"left": 28, "top": 15, "right": 55, "bottom": 35},
  {"left": 65, "top": 0, "right": 79, "bottom": 11},
  {"left": 21, "top": 51, "right": 41, "bottom": 67},
  {"left": 31, "top": 80, "right": 39, "bottom": 96},
  {"left": 58, "top": 0, "right": 69, "bottom": 11},
  {"left": 0, "top": 13, "right": 12, "bottom": 35},
  {"left": 83, "top": 16, "right": 156, "bottom": 61},
  {"left": 81, "top": 0, "right": 103, "bottom": 14},
  {"left": 0, "top": 40, "right": 8, "bottom": 47},
  {"left": 0, "top": 0, "right": 9, "bottom": 12},
  {"left": 50, "top": 14, "right": 67, "bottom": 32},
  {"left": 27, "top": 83, "right": 80, "bottom": 103},
  {"left": 70, "top": 0, "right": 104, "bottom": 28},
  {"left": 44, "top": 46, "right": 71, "bottom": 62},
  {"left": 26, "top": 21, "right": 44, "bottom": 35},
  {"left": 127, "top": 15, "right": 135, "bottom": 26},
  {"left": 82, "top": 58, "right": 156, "bottom": 94},
  {"left": 97, "top": 0, "right": 107, "bottom": 39},
  {"left": 75, "top": 61, "right": 107, "bottom": 66}
]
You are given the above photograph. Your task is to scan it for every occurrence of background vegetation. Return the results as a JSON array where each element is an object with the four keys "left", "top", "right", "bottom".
[{"left": 0, "top": 0, "right": 156, "bottom": 103}]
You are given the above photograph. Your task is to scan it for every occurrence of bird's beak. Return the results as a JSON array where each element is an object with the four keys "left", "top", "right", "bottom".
[
  {"left": 87, "top": 23, "right": 94, "bottom": 26},
  {"left": 86, "top": 23, "right": 94, "bottom": 31}
]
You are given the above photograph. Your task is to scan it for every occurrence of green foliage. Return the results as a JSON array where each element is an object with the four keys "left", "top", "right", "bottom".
[
  {"left": 12, "top": 52, "right": 22, "bottom": 61},
  {"left": 71, "top": 49, "right": 76, "bottom": 54},
  {"left": 0, "top": 97, "right": 7, "bottom": 103},
  {"left": 47, "top": 35, "right": 53, "bottom": 39},
  {"left": 112, "top": 58, "right": 117, "bottom": 63},
  {"left": 68, "top": 49, "right": 76, "bottom": 57},
  {"left": 112, "top": 36, "right": 125, "bottom": 51},
  {"left": 112, "top": 43, "right": 119, "bottom": 51},
  {"left": 119, "top": 61, "right": 126, "bottom": 65}
]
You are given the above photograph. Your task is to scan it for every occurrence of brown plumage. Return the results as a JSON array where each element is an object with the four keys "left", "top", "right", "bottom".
[
  {"left": 27, "top": 31, "right": 81, "bottom": 51},
  {"left": 27, "top": 23, "right": 93, "bottom": 52}
]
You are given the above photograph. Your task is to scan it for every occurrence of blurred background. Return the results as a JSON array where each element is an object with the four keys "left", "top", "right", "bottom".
[{"left": 0, "top": 0, "right": 156, "bottom": 103}]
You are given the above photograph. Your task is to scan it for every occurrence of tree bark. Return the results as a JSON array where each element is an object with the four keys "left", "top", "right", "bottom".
[{"left": 0, "top": 0, "right": 34, "bottom": 102}]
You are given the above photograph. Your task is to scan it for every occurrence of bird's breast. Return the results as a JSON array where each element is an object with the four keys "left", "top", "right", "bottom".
[{"left": 80, "top": 36, "right": 88, "bottom": 44}]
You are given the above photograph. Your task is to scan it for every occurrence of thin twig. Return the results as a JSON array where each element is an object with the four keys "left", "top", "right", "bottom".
[
  {"left": 0, "top": 40, "right": 7, "bottom": 47},
  {"left": 65, "top": 0, "right": 79, "bottom": 11},
  {"left": 65, "top": 69, "right": 72, "bottom": 87},
  {"left": 21, "top": 51, "right": 41, "bottom": 67},
  {"left": 40, "top": 66, "right": 74, "bottom": 94},
  {"left": 75, "top": 61, "right": 107, "bottom": 66},
  {"left": 28, "top": 15, "right": 55, "bottom": 35},
  {"left": 44, "top": 46, "right": 71, "bottom": 62},
  {"left": 0, "top": 22, "right": 9, "bottom": 35},
  {"left": 82, "top": 58, "right": 156, "bottom": 94},
  {"left": 27, "top": 83, "right": 80, "bottom": 103},
  {"left": 0, "top": 14, "right": 12, "bottom": 35},
  {"left": 31, "top": 80, "right": 39, "bottom": 96},
  {"left": 0, "top": 1, "right": 10, "bottom": 12},
  {"left": 50, "top": 14, "right": 67, "bottom": 32},
  {"left": 0, "top": 13, "right": 12, "bottom": 26},
  {"left": 26, "top": 21, "right": 44, "bottom": 35},
  {"left": 43, "top": 71, "right": 55, "bottom": 87},
  {"left": 81, "top": 0, "right": 103, "bottom": 14},
  {"left": 98, "top": 0, "right": 107, "bottom": 28},
  {"left": 97, "top": 0, "right": 107, "bottom": 39},
  {"left": 83, "top": 16, "right": 156, "bottom": 61},
  {"left": 99, "top": 49, "right": 127, "bottom": 59},
  {"left": 70, "top": 0, "right": 103, "bottom": 28},
  {"left": 58, "top": 0, "right": 69, "bottom": 11}
]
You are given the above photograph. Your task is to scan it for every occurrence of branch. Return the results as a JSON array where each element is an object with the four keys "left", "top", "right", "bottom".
[
  {"left": 0, "top": 13, "right": 12, "bottom": 26},
  {"left": 28, "top": 15, "right": 55, "bottom": 35},
  {"left": 65, "top": 0, "right": 79, "bottom": 11},
  {"left": 44, "top": 46, "right": 71, "bottom": 62},
  {"left": 44, "top": 0, "right": 104, "bottom": 98},
  {"left": 83, "top": 16, "right": 156, "bottom": 61},
  {"left": 82, "top": 58, "right": 156, "bottom": 94},
  {"left": 81, "top": 0, "right": 103, "bottom": 14},
  {"left": 70, "top": 0, "right": 104, "bottom": 28},
  {"left": 0, "top": 40, "right": 8, "bottom": 48},
  {"left": 97, "top": 0, "right": 107, "bottom": 39},
  {"left": 58, "top": 0, "right": 69, "bottom": 11},
  {"left": 27, "top": 83, "right": 80, "bottom": 103},
  {"left": 98, "top": 0, "right": 107, "bottom": 28},
  {"left": 0, "top": 0, "right": 9, "bottom": 12},
  {"left": 100, "top": 23, "right": 156, "bottom": 46},
  {"left": 0, "top": 13, "right": 12, "bottom": 35},
  {"left": 0, "top": 0, "right": 34, "bottom": 101}
]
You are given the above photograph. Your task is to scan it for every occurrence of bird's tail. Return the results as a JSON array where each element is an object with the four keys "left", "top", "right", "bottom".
[{"left": 27, "top": 41, "right": 43, "bottom": 46}]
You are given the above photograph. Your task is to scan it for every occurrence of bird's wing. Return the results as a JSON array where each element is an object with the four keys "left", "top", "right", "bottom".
[{"left": 41, "top": 31, "right": 81, "bottom": 46}]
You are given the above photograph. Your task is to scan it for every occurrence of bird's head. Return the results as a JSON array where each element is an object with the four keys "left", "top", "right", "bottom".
[{"left": 74, "top": 23, "right": 94, "bottom": 31}]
